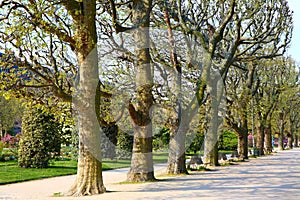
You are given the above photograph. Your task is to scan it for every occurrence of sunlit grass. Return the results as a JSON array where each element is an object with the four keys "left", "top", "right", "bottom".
[{"left": 0, "top": 151, "right": 169, "bottom": 185}]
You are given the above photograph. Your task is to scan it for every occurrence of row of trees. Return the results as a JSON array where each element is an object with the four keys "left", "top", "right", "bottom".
[
  {"left": 0, "top": 0, "right": 299, "bottom": 196},
  {"left": 226, "top": 56, "right": 299, "bottom": 156}
]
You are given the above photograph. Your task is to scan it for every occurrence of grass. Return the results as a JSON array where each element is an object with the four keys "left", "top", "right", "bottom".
[
  {"left": 0, "top": 160, "right": 77, "bottom": 185},
  {"left": 0, "top": 151, "right": 169, "bottom": 185},
  {"left": 0, "top": 161, "right": 107, "bottom": 185},
  {"left": 3, "top": 151, "right": 241, "bottom": 185}
]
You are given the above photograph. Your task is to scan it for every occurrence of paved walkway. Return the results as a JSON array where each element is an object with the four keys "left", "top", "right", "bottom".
[{"left": 1, "top": 148, "right": 300, "bottom": 200}]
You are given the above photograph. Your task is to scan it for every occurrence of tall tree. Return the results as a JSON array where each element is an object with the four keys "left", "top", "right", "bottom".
[
  {"left": 254, "top": 61, "right": 280, "bottom": 156},
  {"left": 225, "top": 62, "right": 258, "bottom": 158},
  {"left": 67, "top": 1, "right": 105, "bottom": 195},
  {"left": 254, "top": 57, "right": 298, "bottom": 154},
  {"left": 0, "top": 0, "right": 105, "bottom": 196},
  {"left": 158, "top": 0, "right": 293, "bottom": 165},
  {"left": 126, "top": 0, "right": 156, "bottom": 182}
]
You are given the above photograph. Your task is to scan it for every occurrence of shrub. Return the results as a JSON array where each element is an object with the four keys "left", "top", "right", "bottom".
[
  {"left": 18, "top": 106, "right": 61, "bottom": 168},
  {"left": 1, "top": 133, "right": 21, "bottom": 148},
  {"left": 116, "top": 130, "right": 133, "bottom": 159},
  {"left": 70, "top": 126, "right": 79, "bottom": 161},
  {"left": 153, "top": 127, "right": 170, "bottom": 150},
  {"left": 187, "top": 131, "right": 205, "bottom": 154},
  {"left": 218, "top": 130, "right": 238, "bottom": 151}
]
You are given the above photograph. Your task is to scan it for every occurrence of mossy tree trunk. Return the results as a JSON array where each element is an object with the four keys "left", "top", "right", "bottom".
[
  {"left": 67, "top": 0, "right": 105, "bottom": 196},
  {"left": 127, "top": 0, "right": 155, "bottom": 182}
]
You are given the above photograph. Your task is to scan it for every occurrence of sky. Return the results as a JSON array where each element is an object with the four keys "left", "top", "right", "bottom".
[{"left": 288, "top": 0, "right": 300, "bottom": 63}]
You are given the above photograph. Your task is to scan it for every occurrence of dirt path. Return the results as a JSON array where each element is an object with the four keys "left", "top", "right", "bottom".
[{"left": 1, "top": 149, "right": 300, "bottom": 200}]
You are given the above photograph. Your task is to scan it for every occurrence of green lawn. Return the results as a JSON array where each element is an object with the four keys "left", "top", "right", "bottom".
[
  {"left": 0, "top": 152, "right": 169, "bottom": 185},
  {"left": 0, "top": 160, "right": 78, "bottom": 185}
]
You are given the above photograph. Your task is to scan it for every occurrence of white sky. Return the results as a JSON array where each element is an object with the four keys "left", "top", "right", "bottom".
[{"left": 288, "top": 0, "right": 300, "bottom": 63}]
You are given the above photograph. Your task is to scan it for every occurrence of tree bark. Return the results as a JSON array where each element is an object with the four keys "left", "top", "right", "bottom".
[
  {"left": 167, "top": 121, "right": 188, "bottom": 174},
  {"left": 127, "top": 121, "right": 155, "bottom": 182},
  {"left": 203, "top": 77, "right": 220, "bottom": 167},
  {"left": 225, "top": 110, "right": 248, "bottom": 159},
  {"left": 294, "top": 134, "right": 299, "bottom": 148},
  {"left": 256, "top": 124, "right": 265, "bottom": 156},
  {"left": 164, "top": 7, "right": 188, "bottom": 175},
  {"left": 288, "top": 120, "right": 294, "bottom": 149},
  {"left": 237, "top": 130, "right": 249, "bottom": 159},
  {"left": 240, "top": 116, "right": 249, "bottom": 159},
  {"left": 67, "top": 0, "right": 105, "bottom": 195},
  {"left": 278, "top": 113, "right": 285, "bottom": 151},
  {"left": 287, "top": 133, "right": 293, "bottom": 149},
  {"left": 127, "top": 0, "right": 155, "bottom": 182},
  {"left": 68, "top": 142, "right": 105, "bottom": 196},
  {"left": 264, "top": 124, "right": 272, "bottom": 154}
]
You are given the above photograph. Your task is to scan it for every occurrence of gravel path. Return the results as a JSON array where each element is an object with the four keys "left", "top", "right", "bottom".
[{"left": 1, "top": 149, "right": 300, "bottom": 200}]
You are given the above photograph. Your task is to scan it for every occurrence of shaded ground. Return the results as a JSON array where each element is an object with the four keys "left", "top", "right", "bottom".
[{"left": 1, "top": 149, "right": 300, "bottom": 200}]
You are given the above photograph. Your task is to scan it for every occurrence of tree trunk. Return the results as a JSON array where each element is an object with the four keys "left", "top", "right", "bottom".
[
  {"left": 167, "top": 142, "right": 187, "bottom": 174},
  {"left": 203, "top": 139, "right": 218, "bottom": 166},
  {"left": 68, "top": 0, "right": 105, "bottom": 195},
  {"left": 237, "top": 130, "right": 248, "bottom": 159},
  {"left": 287, "top": 133, "right": 293, "bottom": 149},
  {"left": 68, "top": 142, "right": 105, "bottom": 196},
  {"left": 203, "top": 77, "right": 220, "bottom": 167},
  {"left": 243, "top": 131, "right": 248, "bottom": 159},
  {"left": 127, "top": 123, "right": 155, "bottom": 182},
  {"left": 236, "top": 99, "right": 250, "bottom": 159},
  {"left": 288, "top": 121, "right": 294, "bottom": 149},
  {"left": 264, "top": 125, "right": 272, "bottom": 154},
  {"left": 127, "top": 0, "right": 155, "bottom": 182},
  {"left": 278, "top": 114, "right": 285, "bottom": 151},
  {"left": 264, "top": 115, "right": 273, "bottom": 154},
  {"left": 294, "top": 134, "right": 299, "bottom": 148},
  {"left": 166, "top": 96, "right": 202, "bottom": 173},
  {"left": 278, "top": 133, "right": 284, "bottom": 151},
  {"left": 203, "top": 117, "right": 217, "bottom": 166},
  {"left": 256, "top": 125, "right": 265, "bottom": 156},
  {"left": 236, "top": 115, "right": 248, "bottom": 159},
  {"left": 164, "top": 6, "right": 187, "bottom": 175},
  {"left": 167, "top": 122, "right": 188, "bottom": 174}
]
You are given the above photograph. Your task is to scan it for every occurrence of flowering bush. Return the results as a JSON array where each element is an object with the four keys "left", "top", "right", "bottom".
[{"left": 1, "top": 132, "right": 22, "bottom": 148}]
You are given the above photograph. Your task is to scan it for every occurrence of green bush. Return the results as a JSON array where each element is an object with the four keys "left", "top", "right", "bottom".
[
  {"left": 218, "top": 130, "right": 238, "bottom": 151},
  {"left": 116, "top": 130, "right": 133, "bottom": 159},
  {"left": 18, "top": 106, "right": 61, "bottom": 168},
  {"left": 70, "top": 126, "right": 79, "bottom": 161},
  {"left": 187, "top": 131, "right": 205, "bottom": 154},
  {"left": 153, "top": 127, "right": 170, "bottom": 150}
]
